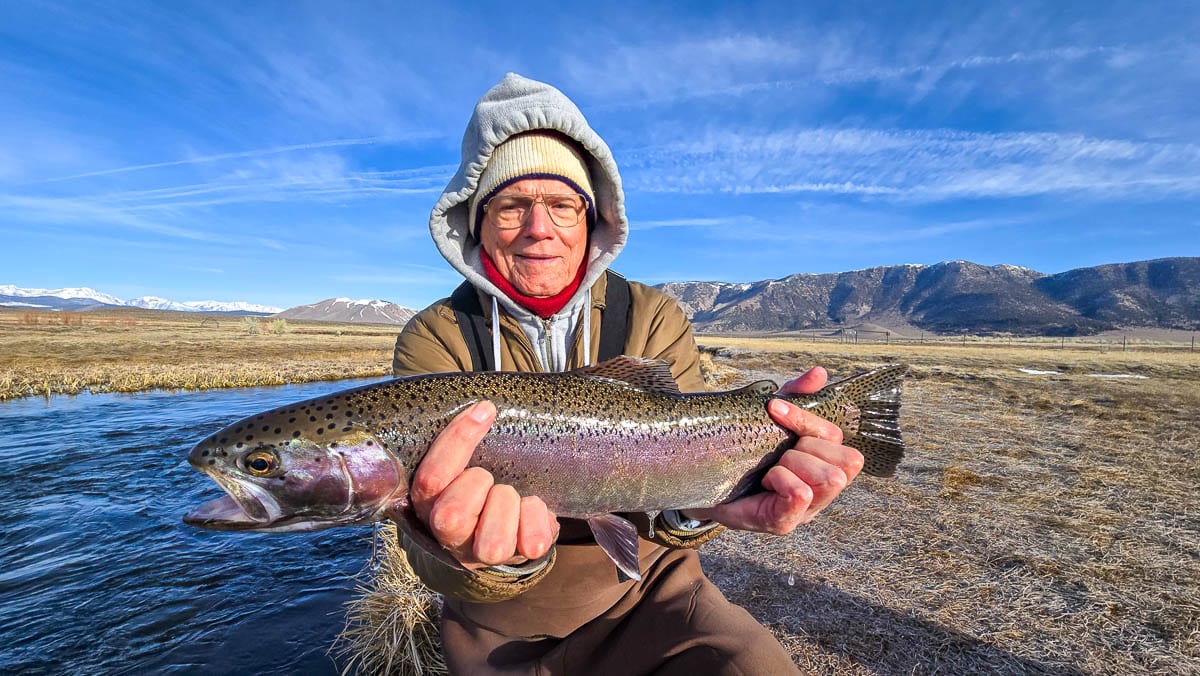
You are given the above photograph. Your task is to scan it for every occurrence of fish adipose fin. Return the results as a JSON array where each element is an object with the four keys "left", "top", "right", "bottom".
[
  {"left": 587, "top": 513, "right": 642, "bottom": 581},
  {"left": 797, "top": 364, "right": 909, "bottom": 478},
  {"left": 575, "top": 356, "right": 682, "bottom": 395}
]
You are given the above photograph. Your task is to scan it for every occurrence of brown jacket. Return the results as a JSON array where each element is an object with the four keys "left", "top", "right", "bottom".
[{"left": 390, "top": 273, "right": 725, "bottom": 618}]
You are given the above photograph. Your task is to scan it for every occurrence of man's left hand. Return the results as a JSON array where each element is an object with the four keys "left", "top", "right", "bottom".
[{"left": 682, "top": 367, "right": 865, "bottom": 534}]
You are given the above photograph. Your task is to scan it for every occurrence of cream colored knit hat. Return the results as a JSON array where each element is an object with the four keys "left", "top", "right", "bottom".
[{"left": 469, "top": 131, "right": 595, "bottom": 239}]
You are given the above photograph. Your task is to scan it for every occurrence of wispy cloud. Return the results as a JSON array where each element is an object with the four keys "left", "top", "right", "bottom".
[
  {"left": 630, "top": 216, "right": 745, "bottom": 231},
  {"left": 38, "top": 137, "right": 388, "bottom": 183},
  {"left": 620, "top": 128, "right": 1200, "bottom": 201}
]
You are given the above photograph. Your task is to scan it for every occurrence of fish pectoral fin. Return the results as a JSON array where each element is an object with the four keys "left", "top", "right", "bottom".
[{"left": 587, "top": 514, "right": 642, "bottom": 581}]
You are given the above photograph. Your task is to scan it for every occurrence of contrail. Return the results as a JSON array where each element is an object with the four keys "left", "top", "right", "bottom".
[{"left": 39, "top": 137, "right": 386, "bottom": 183}]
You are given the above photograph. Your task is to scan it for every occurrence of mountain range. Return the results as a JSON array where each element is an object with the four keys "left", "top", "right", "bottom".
[
  {"left": 658, "top": 257, "right": 1200, "bottom": 336},
  {"left": 0, "top": 285, "right": 282, "bottom": 315},
  {"left": 5, "top": 256, "right": 1198, "bottom": 333},
  {"left": 274, "top": 298, "right": 416, "bottom": 325}
]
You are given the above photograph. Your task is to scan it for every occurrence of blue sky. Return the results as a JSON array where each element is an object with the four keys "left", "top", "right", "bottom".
[{"left": 1, "top": 1, "right": 1197, "bottom": 310}]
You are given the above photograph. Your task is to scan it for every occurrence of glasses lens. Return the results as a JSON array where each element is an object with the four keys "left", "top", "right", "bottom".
[{"left": 486, "top": 194, "right": 586, "bottom": 229}]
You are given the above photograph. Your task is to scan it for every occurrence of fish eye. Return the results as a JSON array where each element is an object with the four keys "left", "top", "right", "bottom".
[{"left": 242, "top": 449, "right": 280, "bottom": 476}]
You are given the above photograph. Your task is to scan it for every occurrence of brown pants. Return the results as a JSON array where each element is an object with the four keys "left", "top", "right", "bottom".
[{"left": 440, "top": 545, "right": 798, "bottom": 675}]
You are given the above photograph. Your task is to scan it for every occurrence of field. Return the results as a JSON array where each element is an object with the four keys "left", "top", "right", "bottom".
[
  {"left": 694, "top": 337, "right": 1200, "bottom": 675},
  {"left": 3, "top": 308, "right": 1198, "bottom": 673},
  {"left": 0, "top": 308, "right": 397, "bottom": 401}
]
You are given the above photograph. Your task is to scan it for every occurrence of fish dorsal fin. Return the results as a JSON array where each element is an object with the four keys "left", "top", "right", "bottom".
[
  {"left": 738, "top": 380, "right": 778, "bottom": 396},
  {"left": 575, "top": 356, "right": 681, "bottom": 395}
]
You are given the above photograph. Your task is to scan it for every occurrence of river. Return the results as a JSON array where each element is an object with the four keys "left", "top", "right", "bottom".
[{"left": 0, "top": 379, "right": 392, "bottom": 674}]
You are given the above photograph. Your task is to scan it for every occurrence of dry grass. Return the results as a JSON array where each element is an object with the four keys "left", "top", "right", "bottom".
[
  {"left": 346, "top": 336, "right": 1199, "bottom": 675},
  {"left": 695, "top": 337, "right": 1200, "bottom": 675},
  {"left": 334, "top": 524, "right": 447, "bottom": 676},
  {"left": 0, "top": 308, "right": 397, "bottom": 400}
]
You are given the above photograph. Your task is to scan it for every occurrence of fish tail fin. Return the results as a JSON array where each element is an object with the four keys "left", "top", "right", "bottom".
[{"left": 791, "top": 364, "right": 909, "bottom": 478}]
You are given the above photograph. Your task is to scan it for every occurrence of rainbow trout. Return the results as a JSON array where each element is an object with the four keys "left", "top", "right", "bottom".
[{"left": 184, "top": 357, "right": 907, "bottom": 580}]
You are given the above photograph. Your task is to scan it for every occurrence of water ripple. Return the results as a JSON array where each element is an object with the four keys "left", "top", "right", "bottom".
[{"left": 0, "top": 378, "right": 386, "bottom": 673}]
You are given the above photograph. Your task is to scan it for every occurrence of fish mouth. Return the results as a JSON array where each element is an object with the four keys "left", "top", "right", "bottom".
[{"left": 184, "top": 466, "right": 301, "bottom": 532}]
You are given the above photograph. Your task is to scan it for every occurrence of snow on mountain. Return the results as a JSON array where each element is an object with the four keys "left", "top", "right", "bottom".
[
  {"left": 275, "top": 298, "right": 416, "bottom": 325},
  {"left": 0, "top": 285, "right": 124, "bottom": 306},
  {"left": 177, "top": 300, "right": 283, "bottom": 313},
  {"left": 126, "top": 296, "right": 192, "bottom": 311},
  {"left": 1, "top": 285, "right": 280, "bottom": 314}
]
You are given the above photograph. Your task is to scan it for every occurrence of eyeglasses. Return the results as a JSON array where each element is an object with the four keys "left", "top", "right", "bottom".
[{"left": 482, "top": 193, "right": 588, "bottom": 229}]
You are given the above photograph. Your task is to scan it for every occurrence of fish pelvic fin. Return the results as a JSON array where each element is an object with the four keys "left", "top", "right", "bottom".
[
  {"left": 586, "top": 514, "right": 642, "bottom": 581},
  {"left": 793, "top": 364, "right": 909, "bottom": 478}
]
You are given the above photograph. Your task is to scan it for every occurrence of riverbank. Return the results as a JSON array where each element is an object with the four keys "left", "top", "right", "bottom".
[{"left": 0, "top": 308, "right": 397, "bottom": 401}]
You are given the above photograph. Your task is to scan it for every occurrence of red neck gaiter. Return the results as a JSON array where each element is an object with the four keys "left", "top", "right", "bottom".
[{"left": 481, "top": 251, "right": 587, "bottom": 319}]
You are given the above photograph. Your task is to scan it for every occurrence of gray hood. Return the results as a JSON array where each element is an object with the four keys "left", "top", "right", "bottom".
[{"left": 429, "top": 73, "right": 628, "bottom": 319}]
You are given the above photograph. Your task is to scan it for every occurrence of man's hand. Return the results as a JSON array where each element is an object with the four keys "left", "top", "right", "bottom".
[
  {"left": 410, "top": 400, "right": 559, "bottom": 570},
  {"left": 683, "top": 367, "right": 865, "bottom": 535}
]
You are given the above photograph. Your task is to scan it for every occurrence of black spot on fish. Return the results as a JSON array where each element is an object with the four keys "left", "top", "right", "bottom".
[
  {"left": 366, "top": 440, "right": 374, "bottom": 446},
  {"left": 342, "top": 426, "right": 352, "bottom": 432},
  {"left": 245, "top": 435, "right": 253, "bottom": 441},
  {"left": 274, "top": 428, "right": 282, "bottom": 434},
  {"left": 235, "top": 442, "right": 244, "bottom": 449},
  {"left": 208, "top": 459, "right": 216, "bottom": 466},
  {"left": 325, "top": 413, "right": 334, "bottom": 420},
  {"left": 315, "top": 428, "right": 323, "bottom": 435},
  {"left": 219, "top": 437, "right": 228, "bottom": 444},
  {"left": 292, "top": 431, "right": 301, "bottom": 438},
  {"left": 310, "top": 416, "right": 317, "bottom": 422},
  {"left": 261, "top": 425, "right": 269, "bottom": 432},
  {"left": 201, "top": 450, "right": 209, "bottom": 457},
  {"left": 288, "top": 417, "right": 296, "bottom": 423},
  {"left": 330, "top": 441, "right": 339, "bottom": 448}
]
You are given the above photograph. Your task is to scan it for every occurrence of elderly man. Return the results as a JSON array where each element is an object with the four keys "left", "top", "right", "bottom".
[{"left": 392, "top": 73, "right": 863, "bottom": 674}]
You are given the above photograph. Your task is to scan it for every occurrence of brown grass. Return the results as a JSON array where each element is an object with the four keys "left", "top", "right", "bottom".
[
  {"left": 694, "top": 337, "right": 1200, "bottom": 674},
  {"left": 0, "top": 308, "right": 397, "bottom": 400}
]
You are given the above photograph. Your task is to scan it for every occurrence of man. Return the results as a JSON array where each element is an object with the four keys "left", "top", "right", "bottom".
[{"left": 391, "top": 73, "right": 863, "bottom": 674}]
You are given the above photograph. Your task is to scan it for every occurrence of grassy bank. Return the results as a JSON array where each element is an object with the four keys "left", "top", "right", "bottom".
[
  {"left": 695, "top": 337, "right": 1200, "bottom": 674},
  {"left": 0, "top": 308, "right": 398, "bottom": 401}
]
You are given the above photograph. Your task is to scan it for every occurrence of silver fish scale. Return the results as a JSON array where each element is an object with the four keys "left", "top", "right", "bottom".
[{"left": 325, "top": 371, "right": 794, "bottom": 515}]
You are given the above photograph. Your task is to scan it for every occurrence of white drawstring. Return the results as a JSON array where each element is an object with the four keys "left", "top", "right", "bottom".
[
  {"left": 490, "top": 296, "right": 501, "bottom": 371},
  {"left": 581, "top": 287, "right": 592, "bottom": 366}
]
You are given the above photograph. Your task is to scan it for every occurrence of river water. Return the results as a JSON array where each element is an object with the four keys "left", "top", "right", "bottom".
[{"left": 0, "top": 379, "right": 392, "bottom": 675}]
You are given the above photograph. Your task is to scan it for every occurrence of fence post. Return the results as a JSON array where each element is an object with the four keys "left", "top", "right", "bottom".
[
  {"left": 1061, "top": 336, "right": 1066, "bottom": 349},
  {"left": 854, "top": 331, "right": 858, "bottom": 345},
  {"left": 886, "top": 331, "right": 890, "bottom": 345},
  {"left": 1123, "top": 335, "right": 1126, "bottom": 352}
]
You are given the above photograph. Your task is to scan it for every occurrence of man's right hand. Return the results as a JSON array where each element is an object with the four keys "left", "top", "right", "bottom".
[{"left": 409, "top": 400, "right": 559, "bottom": 570}]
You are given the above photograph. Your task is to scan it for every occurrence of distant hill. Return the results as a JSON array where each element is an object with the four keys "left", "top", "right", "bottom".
[
  {"left": 659, "top": 257, "right": 1200, "bottom": 336},
  {"left": 274, "top": 298, "right": 417, "bottom": 325},
  {"left": 0, "top": 285, "right": 281, "bottom": 315}
]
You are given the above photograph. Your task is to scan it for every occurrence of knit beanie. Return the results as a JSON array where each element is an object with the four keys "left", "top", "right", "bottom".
[{"left": 469, "top": 131, "right": 595, "bottom": 240}]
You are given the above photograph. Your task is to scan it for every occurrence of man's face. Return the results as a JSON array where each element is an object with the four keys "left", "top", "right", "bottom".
[{"left": 480, "top": 178, "right": 589, "bottom": 298}]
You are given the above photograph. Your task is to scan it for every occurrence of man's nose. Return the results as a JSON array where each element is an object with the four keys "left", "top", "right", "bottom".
[{"left": 522, "top": 201, "right": 557, "bottom": 237}]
